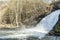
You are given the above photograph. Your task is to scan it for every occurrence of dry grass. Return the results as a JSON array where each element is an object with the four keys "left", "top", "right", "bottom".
[{"left": 0, "top": 0, "right": 52, "bottom": 28}]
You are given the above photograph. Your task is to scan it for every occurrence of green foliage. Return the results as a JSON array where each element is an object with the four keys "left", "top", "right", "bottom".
[
  {"left": 55, "top": 21, "right": 60, "bottom": 33},
  {"left": 48, "top": 18, "right": 60, "bottom": 36}
]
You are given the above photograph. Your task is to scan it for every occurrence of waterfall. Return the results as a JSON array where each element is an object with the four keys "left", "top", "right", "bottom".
[
  {"left": 0, "top": 0, "right": 60, "bottom": 39},
  {"left": 0, "top": 10, "right": 60, "bottom": 39}
]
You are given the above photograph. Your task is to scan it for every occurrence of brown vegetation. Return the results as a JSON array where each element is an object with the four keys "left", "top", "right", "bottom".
[{"left": 0, "top": 0, "right": 52, "bottom": 28}]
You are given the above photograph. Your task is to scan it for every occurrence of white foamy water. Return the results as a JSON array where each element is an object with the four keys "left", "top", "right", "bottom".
[{"left": 0, "top": 10, "right": 60, "bottom": 39}]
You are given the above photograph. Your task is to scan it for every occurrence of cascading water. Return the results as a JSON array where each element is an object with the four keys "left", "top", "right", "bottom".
[
  {"left": 0, "top": 0, "right": 60, "bottom": 40},
  {"left": 0, "top": 10, "right": 60, "bottom": 40}
]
